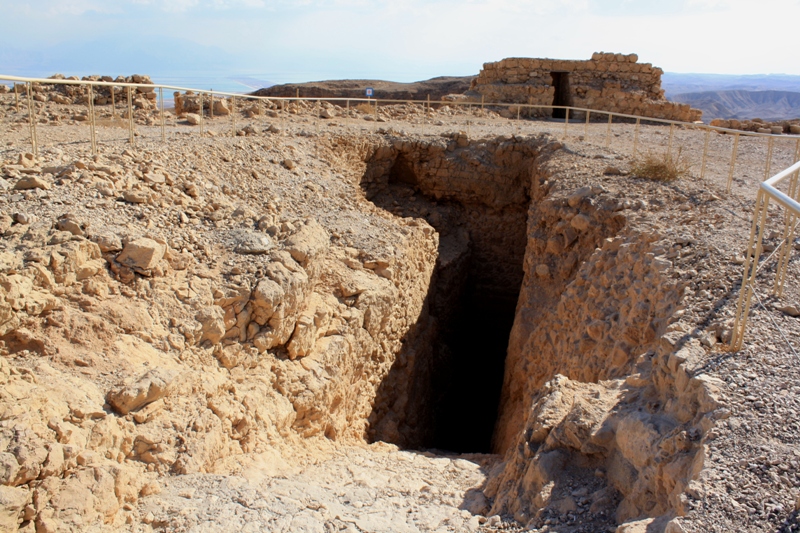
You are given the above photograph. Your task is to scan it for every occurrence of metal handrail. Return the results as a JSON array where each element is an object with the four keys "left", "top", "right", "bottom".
[
  {"left": 731, "top": 159, "right": 800, "bottom": 350},
  {"left": 2, "top": 73, "right": 799, "bottom": 140}
]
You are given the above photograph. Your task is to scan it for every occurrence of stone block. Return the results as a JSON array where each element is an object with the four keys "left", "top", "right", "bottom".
[{"left": 116, "top": 238, "right": 165, "bottom": 272}]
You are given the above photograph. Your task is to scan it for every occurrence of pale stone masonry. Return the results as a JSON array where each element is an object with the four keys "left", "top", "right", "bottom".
[{"left": 468, "top": 52, "right": 702, "bottom": 122}]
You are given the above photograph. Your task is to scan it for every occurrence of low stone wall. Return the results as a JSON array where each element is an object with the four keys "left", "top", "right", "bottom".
[
  {"left": 20, "top": 74, "right": 158, "bottom": 110},
  {"left": 709, "top": 117, "right": 800, "bottom": 135},
  {"left": 469, "top": 52, "right": 702, "bottom": 123}
]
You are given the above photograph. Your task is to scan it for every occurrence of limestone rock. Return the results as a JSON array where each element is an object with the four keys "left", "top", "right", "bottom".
[
  {"left": 0, "top": 214, "right": 12, "bottom": 234},
  {"left": 116, "top": 238, "right": 165, "bottom": 273},
  {"left": 231, "top": 230, "right": 273, "bottom": 255},
  {"left": 106, "top": 368, "right": 177, "bottom": 415},
  {"left": 535, "top": 264, "right": 550, "bottom": 278},
  {"left": 185, "top": 113, "right": 201, "bottom": 125},
  {"left": 196, "top": 306, "right": 227, "bottom": 345},
  {"left": 213, "top": 99, "right": 230, "bottom": 116},
  {"left": 567, "top": 186, "right": 594, "bottom": 207},
  {"left": 776, "top": 303, "right": 800, "bottom": 317},
  {"left": 92, "top": 232, "right": 123, "bottom": 253},
  {"left": 56, "top": 216, "right": 84, "bottom": 236},
  {"left": 123, "top": 190, "right": 150, "bottom": 204},
  {"left": 284, "top": 219, "right": 329, "bottom": 263},
  {"left": 0, "top": 452, "right": 20, "bottom": 485},
  {"left": 14, "top": 176, "right": 51, "bottom": 190},
  {"left": 0, "top": 485, "right": 28, "bottom": 531},
  {"left": 18, "top": 152, "right": 36, "bottom": 169},
  {"left": 570, "top": 213, "right": 592, "bottom": 231},
  {"left": 286, "top": 293, "right": 333, "bottom": 359}
]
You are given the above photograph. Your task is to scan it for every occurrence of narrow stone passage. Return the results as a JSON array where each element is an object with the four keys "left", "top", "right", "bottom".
[{"left": 359, "top": 134, "right": 538, "bottom": 453}]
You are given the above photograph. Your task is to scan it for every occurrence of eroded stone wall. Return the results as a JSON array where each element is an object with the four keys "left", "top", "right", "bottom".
[
  {"left": 484, "top": 175, "right": 724, "bottom": 527},
  {"left": 469, "top": 52, "right": 702, "bottom": 122}
]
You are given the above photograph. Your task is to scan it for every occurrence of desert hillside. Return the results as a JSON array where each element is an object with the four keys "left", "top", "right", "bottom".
[{"left": 671, "top": 89, "right": 800, "bottom": 121}]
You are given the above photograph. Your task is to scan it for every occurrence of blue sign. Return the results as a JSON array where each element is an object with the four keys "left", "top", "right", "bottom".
[{"left": 365, "top": 87, "right": 374, "bottom": 97}]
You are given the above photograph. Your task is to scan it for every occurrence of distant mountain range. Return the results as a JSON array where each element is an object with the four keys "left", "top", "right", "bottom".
[
  {"left": 662, "top": 73, "right": 800, "bottom": 97},
  {"left": 662, "top": 73, "right": 800, "bottom": 121},
  {"left": 670, "top": 90, "right": 800, "bottom": 121}
]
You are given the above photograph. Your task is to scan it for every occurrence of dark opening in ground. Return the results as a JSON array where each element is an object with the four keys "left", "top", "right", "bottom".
[
  {"left": 362, "top": 137, "right": 535, "bottom": 454},
  {"left": 551, "top": 71, "right": 573, "bottom": 119},
  {"left": 431, "top": 284, "right": 518, "bottom": 453}
]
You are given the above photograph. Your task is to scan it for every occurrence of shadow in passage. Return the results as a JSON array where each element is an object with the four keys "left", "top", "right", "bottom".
[
  {"left": 364, "top": 185, "right": 523, "bottom": 454},
  {"left": 432, "top": 286, "right": 518, "bottom": 453}
]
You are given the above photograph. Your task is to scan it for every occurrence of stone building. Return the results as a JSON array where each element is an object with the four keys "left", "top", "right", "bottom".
[{"left": 468, "top": 52, "right": 702, "bottom": 122}]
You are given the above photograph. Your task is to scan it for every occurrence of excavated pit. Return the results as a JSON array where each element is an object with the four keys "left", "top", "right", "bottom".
[{"left": 361, "top": 134, "right": 543, "bottom": 453}]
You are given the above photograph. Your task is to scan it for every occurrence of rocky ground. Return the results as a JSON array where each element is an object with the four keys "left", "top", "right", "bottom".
[{"left": 0, "top": 87, "right": 799, "bottom": 533}]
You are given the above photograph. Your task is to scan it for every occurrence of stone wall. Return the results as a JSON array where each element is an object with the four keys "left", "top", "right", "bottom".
[
  {"left": 469, "top": 52, "right": 702, "bottom": 122},
  {"left": 26, "top": 74, "right": 159, "bottom": 110}
]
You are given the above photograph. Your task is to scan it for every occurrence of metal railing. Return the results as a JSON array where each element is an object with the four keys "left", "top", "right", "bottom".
[
  {"left": 3, "top": 73, "right": 800, "bottom": 190},
  {"left": 2, "top": 73, "right": 799, "bottom": 350},
  {"left": 730, "top": 160, "right": 800, "bottom": 351}
]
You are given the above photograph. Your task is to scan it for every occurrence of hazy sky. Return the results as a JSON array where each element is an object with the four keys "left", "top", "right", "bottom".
[{"left": 0, "top": 0, "right": 798, "bottom": 84}]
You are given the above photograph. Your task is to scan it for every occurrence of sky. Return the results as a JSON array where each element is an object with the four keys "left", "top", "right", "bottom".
[{"left": 1, "top": 0, "right": 799, "bottom": 88}]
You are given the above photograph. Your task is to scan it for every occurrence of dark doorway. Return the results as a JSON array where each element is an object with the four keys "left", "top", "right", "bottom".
[{"left": 551, "top": 72, "right": 573, "bottom": 119}]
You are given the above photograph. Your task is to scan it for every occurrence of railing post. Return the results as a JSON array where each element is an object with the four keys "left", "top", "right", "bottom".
[
  {"left": 563, "top": 107, "right": 569, "bottom": 139},
  {"left": 584, "top": 110, "right": 590, "bottom": 137},
  {"left": 231, "top": 95, "right": 236, "bottom": 135},
  {"left": 726, "top": 133, "right": 740, "bottom": 193},
  {"left": 315, "top": 99, "right": 320, "bottom": 157},
  {"left": 111, "top": 85, "right": 116, "bottom": 119},
  {"left": 281, "top": 99, "right": 286, "bottom": 136},
  {"left": 764, "top": 136, "right": 775, "bottom": 181},
  {"left": 315, "top": 99, "right": 320, "bottom": 136},
  {"left": 127, "top": 86, "right": 135, "bottom": 144},
  {"left": 26, "top": 82, "right": 38, "bottom": 157},
  {"left": 209, "top": 90, "right": 214, "bottom": 120},
  {"left": 775, "top": 201, "right": 798, "bottom": 298},
  {"left": 88, "top": 84, "right": 97, "bottom": 155},
  {"left": 426, "top": 95, "right": 430, "bottom": 133},
  {"left": 731, "top": 189, "right": 770, "bottom": 351},
  {"left": 700, "top": 129, "right": 710, "bottom": 180},
  {"left": 633, "top": 117, "right": 641, "bottom": 156},
  {"left": 199, "top": 92, "right": 204, "bottom": 136},
  {"left": 345, "top": 99, "right": 349, "bottom": 129},
  {"left": 774, "top": 139, "right": 800, "bottom": 297},
  {"left": 159, "top": 87, "right": 166, "bottom": 142},
  {"left": 481, "top": 95, "right": 484, "bottom": 110},
  {"left": 605, "top": 113, "right": 612, "bottom": 148},
  {"left": 14, "top": 84, "right": 20, "bottom": 113},
  {"left": 667, "top": 123, "right": 675, "bottom": 157}
]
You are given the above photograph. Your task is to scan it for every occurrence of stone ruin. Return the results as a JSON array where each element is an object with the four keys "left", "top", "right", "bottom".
[
  {"left": 468, "top": 52, "right": 702, "bottom": 122},
  {"left": 9, "top": 74, "right": 159, "bottom": 111}
]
